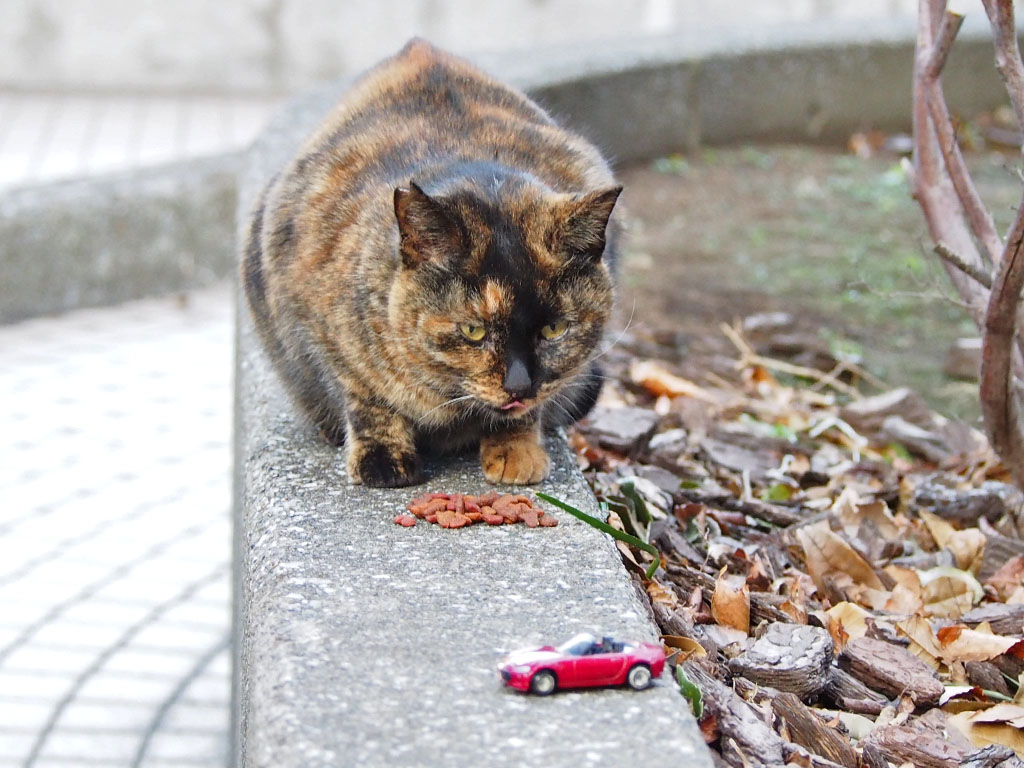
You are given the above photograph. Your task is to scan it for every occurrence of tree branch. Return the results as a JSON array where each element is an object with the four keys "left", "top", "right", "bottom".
[
  {"left": 934, "top": 242, "right": 994, "bottom": 289},
  {"left": 980, "top": 209, "right": 1024, "bottom": 488},
  {"left": 982, "top": 0, "right": 1024, "bottom": 142}
]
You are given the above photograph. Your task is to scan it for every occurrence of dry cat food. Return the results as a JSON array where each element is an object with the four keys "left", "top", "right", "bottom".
[{"left": 395, "top": 492, "right": 558, "bottom": 529}]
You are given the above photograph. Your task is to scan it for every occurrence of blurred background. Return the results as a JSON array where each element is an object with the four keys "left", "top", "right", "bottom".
[{"left": 0, "top": 0, "right": 919, "bottom": 189}]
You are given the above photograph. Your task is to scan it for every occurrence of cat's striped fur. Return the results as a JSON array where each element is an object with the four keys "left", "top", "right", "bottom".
[{"left": 243, "top": 39, "right": 622, "bottom": 487}]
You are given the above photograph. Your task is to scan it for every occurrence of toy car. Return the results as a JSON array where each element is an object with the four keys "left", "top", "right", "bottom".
[{"left": 498, "top": 633, "right": 666, "bottom": 695}]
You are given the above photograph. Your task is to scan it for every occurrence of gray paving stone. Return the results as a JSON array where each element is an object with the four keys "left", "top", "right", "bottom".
[
  {"left": 0, "top": 287, "right": 233, "bottom": 768},
  {"left": 0, "top": 700, "right": 56, "bottom": 730},
  {"left": 35, "top": 731, "right": 141, "bottom": 762},
  {"left": 0, "top": 670, "right": 77, "bottom": 700},
  {"left": 140, "top": 731, "right": 227, "bottom": 763}
]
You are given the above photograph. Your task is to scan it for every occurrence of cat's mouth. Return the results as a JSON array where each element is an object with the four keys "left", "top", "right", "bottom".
[{"left": 500, "top": 399, "right": 527, "bottom": 411}]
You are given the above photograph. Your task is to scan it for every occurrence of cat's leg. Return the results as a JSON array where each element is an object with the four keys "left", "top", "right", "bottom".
[
  {"left": 480, "top": 423, "right": 550, "bottom": 485},
  {"left": 344, "top": 396, "right": 423, "bottom": 487}
]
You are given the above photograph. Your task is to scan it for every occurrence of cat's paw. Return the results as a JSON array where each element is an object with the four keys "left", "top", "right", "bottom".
[
  {"left": 348, "top": 443, "right": 423, "bottom": 487},
  {"left": 480, "top": 434, "right": 550, "bottom": 485}
]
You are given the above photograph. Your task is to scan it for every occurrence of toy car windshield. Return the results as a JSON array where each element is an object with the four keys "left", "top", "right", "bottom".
[{"left": 556, "top": 633, "right": 598, "bottom": 656}]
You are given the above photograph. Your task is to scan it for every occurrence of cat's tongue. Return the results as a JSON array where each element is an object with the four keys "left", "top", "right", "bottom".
[{"left": 501, "top": 400, "right": 526, "bottom": 411}]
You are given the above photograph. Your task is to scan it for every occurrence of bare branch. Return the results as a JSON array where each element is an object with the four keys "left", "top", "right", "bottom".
[
  {"left": 911, "top": 0, "right": 992, "bottom": 324},
  {"left": 982, "top": 0, "right": 1024, "bottom": 142},
  {"left": 980, "top": 208, "right": 1024, "bottom": 488},
  {"left": 924, "top": 87, "right": 1004, "bottom": 265},
  {"left": 925, "top": 10, "right": 965, "bottom": 80},
  {"left": 934, "top": 242, "right": 994, "bottom": 289},
  {"left": 918, "top": 7, "right": 1002, "bottom": 265}
]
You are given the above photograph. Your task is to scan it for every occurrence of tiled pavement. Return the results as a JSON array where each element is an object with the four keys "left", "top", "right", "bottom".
[
  {"left": 0, "top": 285, "right": 234, "bottom": 768},
  {"left": 0, "top": 92, "right": 279, "bottom": 191}
]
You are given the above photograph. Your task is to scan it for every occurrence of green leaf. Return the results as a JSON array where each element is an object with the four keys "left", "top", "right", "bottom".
[
  {"left": 536, "top": 492, "right": 662, "bottom": 579},
  {"left": 676, "top": 666, "right": 703, "bottom": 718},
  {"left": 760, "top": 483, "right": 793, "bottom": 502}
]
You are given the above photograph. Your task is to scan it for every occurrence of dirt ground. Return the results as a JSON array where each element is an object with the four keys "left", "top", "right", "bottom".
[{"left": 613, "top": 144, "right": 1021, "bottom": 421}]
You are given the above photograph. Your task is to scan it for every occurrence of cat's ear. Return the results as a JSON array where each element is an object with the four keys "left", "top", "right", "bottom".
[
  {"left": 554, "top": 186, "right": 622, "bottom": 262},
  {"left": 393, "top": 183, "right": 463, "bottom": 267}
]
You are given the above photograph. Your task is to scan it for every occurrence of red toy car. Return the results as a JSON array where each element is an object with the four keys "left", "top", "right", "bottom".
[{"left": 498, "top": 633, "right": 666, "bottom": 695}]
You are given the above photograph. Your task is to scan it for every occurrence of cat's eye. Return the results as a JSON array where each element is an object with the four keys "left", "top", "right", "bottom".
[
  {"left": 540, "top": 319, "right": 569, "bottom": 340},
  {"left": 459, "top": 322, "right": 487, "bottom": 342}
]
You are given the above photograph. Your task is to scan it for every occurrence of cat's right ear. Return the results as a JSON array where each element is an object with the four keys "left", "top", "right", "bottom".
[{"left": 393, "top": 183, "right": 463, "bottom": 268}]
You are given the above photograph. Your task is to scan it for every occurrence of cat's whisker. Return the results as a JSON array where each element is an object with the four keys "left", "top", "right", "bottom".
[{"left": 415, "top": 394, "right": 477, "bottom": 425}]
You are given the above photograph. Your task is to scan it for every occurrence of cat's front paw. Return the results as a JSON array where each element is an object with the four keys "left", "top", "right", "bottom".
[
  {"left": 348, "top": 443, "right": 423, "bottom": 487},
  {"left": 480, "top": 433, "right": 550, "bottom": 485}
]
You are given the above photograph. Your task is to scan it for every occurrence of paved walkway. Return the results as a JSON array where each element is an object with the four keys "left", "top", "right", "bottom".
[
  {"left": 0, "top": 285, "right": 233, "bottom": 768},
  {"left": 0, "top": 92, "right": 279, "bottom": 191}
]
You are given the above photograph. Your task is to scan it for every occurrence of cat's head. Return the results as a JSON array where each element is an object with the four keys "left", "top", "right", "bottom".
[{"left": 389, "top": 172, "right": 621, "bottom": 424}]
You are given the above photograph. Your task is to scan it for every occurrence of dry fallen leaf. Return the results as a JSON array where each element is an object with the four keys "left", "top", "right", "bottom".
[
  {"left": 827, "top": 601, "right": 872, "bottom": 652},
  {"left": 711, "top": 570, "right": 750, "bottom": 635},
  {"left": 897, "top": 615, "right": 943, "bottom": 671},
  {"left": 949, "top": 703, "right": 1024, "bottom": 754},
  {"left": 629, "top": 359, "right": 719, "bottom": 403},
  {"left": 920, "top": 567, "right": 984, "bottom": 619},
  {"left": 662, "top": 634, "right": 707, "bottom": 663},
  {"left": 647, "top": 578, "right": 681, "bottom": 612},
  {"left": 796, "top": 520, "right": 884, "bottom": 596},
  {"left": 986, "top": 556, "right": 1024, "bottom": 602}
]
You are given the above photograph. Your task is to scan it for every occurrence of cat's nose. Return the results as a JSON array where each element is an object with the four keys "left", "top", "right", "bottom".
[{"left": 502, "top": 356, "right": 533, "bottom": 400}]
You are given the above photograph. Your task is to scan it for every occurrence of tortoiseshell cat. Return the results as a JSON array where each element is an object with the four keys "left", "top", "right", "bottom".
[{"left": 243, "top": 39, "right": 622, "bottom": 487}]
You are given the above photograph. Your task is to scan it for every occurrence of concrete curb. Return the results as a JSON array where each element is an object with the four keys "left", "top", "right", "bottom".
[{"left": 0, "top": 153, "right": 241, "bottom": 324}]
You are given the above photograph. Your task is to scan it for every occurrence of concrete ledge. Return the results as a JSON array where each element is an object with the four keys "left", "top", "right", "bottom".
[{"left": 0, "top": 153, "right": 240, "bottom": 324}]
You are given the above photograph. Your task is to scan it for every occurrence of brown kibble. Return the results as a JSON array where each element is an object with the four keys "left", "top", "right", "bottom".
[
  {"left": 399, "top": 492, "right": 554, "bottom": 531},
  {"left": 519, "top": 508, "right": 540, "bottom": 528},
  {"left": 437, "top": 509, "right": 471, "bottom": 528}
]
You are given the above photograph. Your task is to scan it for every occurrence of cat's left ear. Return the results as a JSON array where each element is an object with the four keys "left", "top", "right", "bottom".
[
  {"left": 394, "top": 183, "right": 464, "bottom": 267},
  {"left": 555, "top": 186, "right": 623, "bottom": 262}
]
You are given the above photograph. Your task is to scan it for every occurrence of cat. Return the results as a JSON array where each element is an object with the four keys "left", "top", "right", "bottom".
[{"left": 243, "top": 38, "right": 622, "bottom": 488}]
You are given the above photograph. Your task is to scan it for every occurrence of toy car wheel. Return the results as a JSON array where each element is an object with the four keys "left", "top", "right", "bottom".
[
  {"left": 529, "top": 670, "right": 557, "bottom": 696},
  {"left": 626, "top": 664, "right": 652, "bottom": 690}
]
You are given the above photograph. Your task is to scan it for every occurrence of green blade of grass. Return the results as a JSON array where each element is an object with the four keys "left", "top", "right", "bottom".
[
  {"left": 536, "top": 492, "right": 662, "bottom": 579},
  {"left": 676, "top": 666, "right": 703, "bottom": 718}
]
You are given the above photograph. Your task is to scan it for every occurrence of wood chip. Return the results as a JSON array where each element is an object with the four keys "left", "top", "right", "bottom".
[
  {"left": 770, "top": 692, "right": 858, "bottom": 768},
  {"left": 728, "top": 623, "right": 833, "bottom": 698},
  {"left": 681, "top": 660, "right": 787, "bottom": 768},
  {"left": 862, "top": 713, "right": 972, "bottom": 768},
  {"left": 838, "top": 636, "right": 944, "bottom": 706}
]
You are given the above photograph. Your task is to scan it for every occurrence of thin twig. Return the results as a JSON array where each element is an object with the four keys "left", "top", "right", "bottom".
[
  {"left": 720, "top": 323, "right": 863, "bottom": 398},
  {"left": 934, "top": 242, "right": 994, "bottom": 289}
]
